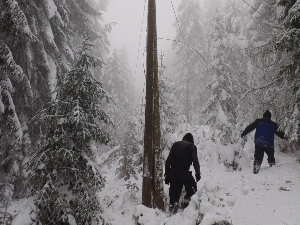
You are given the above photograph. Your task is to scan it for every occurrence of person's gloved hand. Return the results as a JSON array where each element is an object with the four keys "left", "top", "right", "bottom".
[
  {"left": 195, "top": 173, "right": 201, "bottom": 182},
  {"left": 164, "top": 174, "right": 170, "bottom": 185}
]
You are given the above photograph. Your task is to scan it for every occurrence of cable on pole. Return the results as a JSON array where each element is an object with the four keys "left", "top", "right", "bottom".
[{"left": 134, "top": 0, "right": 147, "bottom": 85}]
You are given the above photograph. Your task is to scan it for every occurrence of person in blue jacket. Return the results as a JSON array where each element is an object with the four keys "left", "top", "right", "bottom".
[{"left": 241, "top": 110, "right": 287, "bottom": 174}]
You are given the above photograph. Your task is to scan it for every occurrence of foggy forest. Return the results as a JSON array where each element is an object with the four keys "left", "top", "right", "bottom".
[{"left": 0, "top": 0, "right": 299, "bottom": 225}]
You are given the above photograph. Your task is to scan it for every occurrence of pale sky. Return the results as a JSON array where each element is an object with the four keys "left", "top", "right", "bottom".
[
  {"left": 102, "top": 0, "right": 228, "bottom": 98},
  {"left": 103, "top": 0, "right": 182, "bottom": 96}
]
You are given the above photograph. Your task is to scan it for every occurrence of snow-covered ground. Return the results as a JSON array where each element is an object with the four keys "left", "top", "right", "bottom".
[
  {"left": 7, "top": 136, "right": 300, "bottom": 225},
  {"left": 97, "top": 146, "right": 300, "bottom": 225}
]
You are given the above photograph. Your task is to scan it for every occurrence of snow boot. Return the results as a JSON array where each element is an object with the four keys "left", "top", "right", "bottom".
[
  {"left": 183, "top": 197, "right": 191, "bottom": 209},
  {"left": 171, "top": 209, "right": 177, "bottom": 215},
  {"left": 253, "top": 160, "right": 261, "bottom": 174},
  {"left": 169, "top": 202, "right": 179, "bottom": 215},
  {"left": 269, "top": 162, "right": 276, "bottom": 167}
]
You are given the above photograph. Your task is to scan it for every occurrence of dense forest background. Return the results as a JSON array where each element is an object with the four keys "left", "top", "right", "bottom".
[{"left": 0, "top": 0, "right": 299, "bottom": 224}]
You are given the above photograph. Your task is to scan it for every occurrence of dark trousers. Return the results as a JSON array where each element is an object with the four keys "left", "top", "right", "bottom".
[
  {"left": 169, "top": 170, "right": 196, "bottom": 210},
  {"left": 254, "top": 144, "right": 275, "bottom": 165}
]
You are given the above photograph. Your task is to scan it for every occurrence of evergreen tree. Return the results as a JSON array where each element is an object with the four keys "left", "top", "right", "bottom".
[
  {"left": 0, "top": 0, "right": 110, "bottom": 142},
  {"left": 204, "top": 0, "right": 262, "bottom": 144},
  {"left": 172, "top": 0, "right": 207, "bottom": 124},
  {"left": 158, "top": 53, "right": 179, "bottom": 151},
  {"left": 0, "top": 40, "right": 33, "bottom": 196},
  {"left": 245, "top": 0, "right": 284, "bottom": 117},
  {"left": 26, "top": 40, "right": 112, "bottom": 224},
  {"left": 203, "top": 0, "right": 223, "bottom": 18},
  {"left": 116, "top": 119, "right": 140, "bottom": 181},
  {"left": 203, "top": 9, "right": 235, "bottom": 144},
  {"left": 241, "top": 0, "right": 298, "bottom": 143},
  {"left": 132, "top": 96, "right": 146, "bottom": 146},
  {"left": 247, "top": 0, "right": 278, "bottom": 43},
  {"left": 102, "top": 47, "right": 134, "bottom": 142},
  {"left": 0, "top": 0, "right": 111, "bottom": 197},
  {"left": 276, "top": 0, "right": 300, "bottom": 142}
]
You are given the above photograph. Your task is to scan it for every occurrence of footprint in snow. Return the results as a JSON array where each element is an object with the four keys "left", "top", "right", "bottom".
[
  {"left": 226, "top": 196, "right": 236, "bottom": 207},
  {"left": 242, "top": 186, "right": 249, "bottom": 195}
]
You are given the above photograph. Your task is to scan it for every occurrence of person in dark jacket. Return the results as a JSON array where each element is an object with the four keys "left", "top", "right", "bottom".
[
  {"left": 241, "top": 110, "right": 287, "bottom": 174},
  {"left": 165, "top": 133, "right": 201, "bottom": 214}
]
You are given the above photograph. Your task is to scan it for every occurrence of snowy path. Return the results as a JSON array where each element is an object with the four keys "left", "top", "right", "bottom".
[
  {"left": 99, "top": 151, "right": 300, "bottom": 225},
  {"left": 197, "top": 151, "right": 300, "bottom": 225},
  {"left": 228, "top": 154, "right": 300, "bottom": 225},
  {"left": 8, "top": 152, "right": 299, "bottom": 225}
]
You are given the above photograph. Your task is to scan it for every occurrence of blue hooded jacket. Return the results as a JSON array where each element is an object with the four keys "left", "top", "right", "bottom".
[{"left": 241, "top": 116, "right": 285, "bottom": 148}]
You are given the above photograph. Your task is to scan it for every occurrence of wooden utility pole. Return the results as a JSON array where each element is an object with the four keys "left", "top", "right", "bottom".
[
  {"left": 142, "top": 0, "right": 155, "bottom": 208},
  {"left": 152, "top": 23, "right": 164, "bottom": 210},
  {"left": 142, "top": 0, "right": 164, "bottom": 210}
]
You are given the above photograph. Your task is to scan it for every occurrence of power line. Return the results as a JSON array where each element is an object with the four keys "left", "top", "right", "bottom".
[
  {"left": 170, "top": 1, "right": 184, "bottom": 41},
  {"left": 240, "top": 0, "right": 284, "bottom": 29},
  {"left": 170, "top": 0, "right": 207, "bottom": 68},
  {"left": 167, "top": 0, "right": 283, "bottom": 106},
  {"left": 170, "top": 1, "right": 223, "bottom": 75},
  {"left": 241, "top": 0, "right": 264, "bottom": 17},
  {"left": 134, "top": 0, "right": 147, "bottom": 85},
  {"left": 167, "top": 3, "right": 248, "bottom": 105},
  {"left": 157, "top": 37, "right": 246, "bottom": 106}
]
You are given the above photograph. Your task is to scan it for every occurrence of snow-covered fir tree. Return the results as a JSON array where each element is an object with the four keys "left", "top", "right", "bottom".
[
  {"left": 0, "top": 0, "right": 110, "bottom": 142},
  {"left": 26, "top": 40, "right": 112, "bottom": 224},
  {"left": 276, "top": 0, "right": 300, "bottom": 143},
  {"left": 203, "top": 0, "right": 223, "bottom": 19},
  {"left": 116, "top": 118, "right": 141, "bottom": 181},
  {"left": 203, "top": 0, "right": 260, "bottom": 144},
  {"left": 245, "top": 0, "right": 284, "bottom": 117},
  {"left": 0, "top": 40, "right": 33, "bottom": 197},
  {"left": 102, "top": 47, "right": 134, "bottom": 142},
  {"left": 0, "top": 0, "right": 111, "bottom": 198},
  {"left": 172, "top": 0, "right": 208, "bottom": 124},
  {"left": 203, "top": 8, "right": 237, "bottom": 144},
  {"left": 158, "top": 54, "right": 179, "bottom": 151},
  {"left": 239, "top": 0, "right": 299, "bottom": 143}
]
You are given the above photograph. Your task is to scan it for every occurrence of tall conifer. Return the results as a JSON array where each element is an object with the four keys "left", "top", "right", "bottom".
[{"left": 27, "top": 40, "right": 112, "bottom": 224}]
